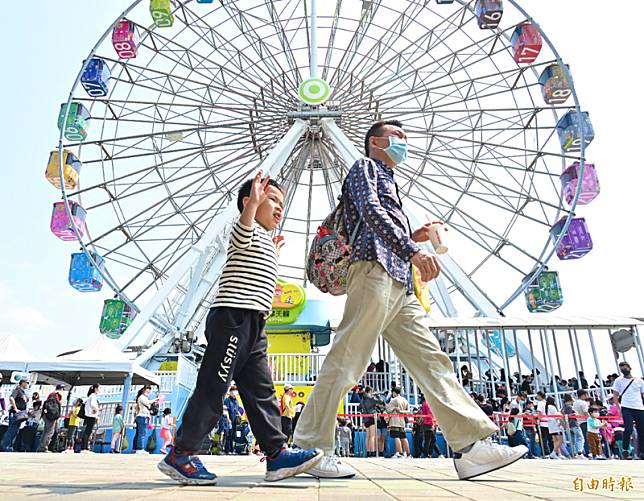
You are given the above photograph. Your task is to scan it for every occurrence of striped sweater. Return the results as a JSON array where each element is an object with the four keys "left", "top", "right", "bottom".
[{"left": 213, "top": 219, "right": 277, "bottom": 312}]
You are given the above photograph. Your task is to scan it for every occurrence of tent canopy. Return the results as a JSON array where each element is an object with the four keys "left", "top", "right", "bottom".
[
  {"left": 0, "top": 335, "right": 34, "bottom": 380},
  {"left": 25, "top": 336, "right": 159, "bottom": 387}
]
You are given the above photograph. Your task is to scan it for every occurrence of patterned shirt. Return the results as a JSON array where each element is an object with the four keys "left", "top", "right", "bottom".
[{"left": 343, "top": 157, "right": 420, "bottom": 293}]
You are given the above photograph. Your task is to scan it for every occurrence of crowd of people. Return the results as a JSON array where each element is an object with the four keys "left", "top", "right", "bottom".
[
  {"left": 0, "top": 378, "right": 101, "bottom": 453},
  {"left": 343, "top": 360, "right": 644, "bottom": 461},
  {"left": 0, "top": 378, "right": 178, "bottom": 455}
]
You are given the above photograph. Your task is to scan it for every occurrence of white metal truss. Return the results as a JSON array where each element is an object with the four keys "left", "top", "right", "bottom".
[{"left": 119, "top": 120, "right": 308, "bottom": 363}]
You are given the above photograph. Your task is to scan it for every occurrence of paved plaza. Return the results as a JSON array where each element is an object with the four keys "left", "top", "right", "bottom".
[{"left": 0, "top": 454, "right": 642, "bottom": 500}]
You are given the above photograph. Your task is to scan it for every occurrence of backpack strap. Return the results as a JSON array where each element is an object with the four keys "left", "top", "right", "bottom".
[{"left": 619, "top": 378, "right": 636, "bottom": 403}]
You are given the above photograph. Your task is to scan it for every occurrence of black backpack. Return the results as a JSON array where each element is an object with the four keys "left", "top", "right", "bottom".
[
  {"left": 77, "top": 400, "right": 87, "bottom": 420},
  {"left": 150, "top": 401, "right": 160, "bottom": 416},
  {"left": 43, "top": 396, "right": 61, "bottom": 421}
]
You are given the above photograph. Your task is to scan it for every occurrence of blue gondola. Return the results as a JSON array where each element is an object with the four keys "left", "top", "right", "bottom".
[
  {"left": 69, "top": 251, "right": 105, "bottom": 292},
  {"left": 81, "top": 58, "right": 111, "bottom": 98},
  {"left": 556, "top": 111, "right": 594, "bottom": 152}
]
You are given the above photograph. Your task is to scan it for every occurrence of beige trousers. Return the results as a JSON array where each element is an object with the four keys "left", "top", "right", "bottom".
[{"left": 294, "top": 261, "right": 498, "bottom": 454}]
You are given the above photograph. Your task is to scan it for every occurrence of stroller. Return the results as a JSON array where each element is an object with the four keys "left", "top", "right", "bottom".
[{"left": 233, "top": 421, "right": 252, "bottom": 455}]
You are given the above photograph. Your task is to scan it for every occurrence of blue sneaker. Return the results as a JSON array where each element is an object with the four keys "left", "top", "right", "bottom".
[
  {"left": 264, "top": 445, "right": 324, "bottom": 482},
  {"left": 157, "top": 447, "right": 217, "bottom": 485}
]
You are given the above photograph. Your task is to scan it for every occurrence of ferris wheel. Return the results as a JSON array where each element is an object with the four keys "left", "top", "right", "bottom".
[{"left": 48, "top": 0, "right": 598, "bottom": 359}]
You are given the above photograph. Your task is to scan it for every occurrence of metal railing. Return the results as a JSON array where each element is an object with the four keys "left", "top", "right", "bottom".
[{"left": 268, "top": 353, "right": 325, "bottom": 384}]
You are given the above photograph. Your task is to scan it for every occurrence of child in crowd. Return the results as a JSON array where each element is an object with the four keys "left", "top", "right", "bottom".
[
  {"left": 110, "top": 405, "right": 125, "bottom": 453},
  {"left": 587, "top": 408, "right": 607, "bottom": 459},
  {"left": 160, "top": 408, "right": 173, "bottom": 454},
  {"left": 216, "top": 409, "right": 230, "bottom": 455},
  {"left": 64, "top": 398, "right": 83, "bottom": 454},
  {"left": 338, "top": 419, "right": 352, "bottom": 457},
  {"left": 158, "top": 173, "right": 322, "bottom": 485}
]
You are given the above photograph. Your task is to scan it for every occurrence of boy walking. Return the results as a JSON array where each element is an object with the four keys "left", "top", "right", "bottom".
[{"left": 158, "top": 172, "right": 323, "bottom": 485}]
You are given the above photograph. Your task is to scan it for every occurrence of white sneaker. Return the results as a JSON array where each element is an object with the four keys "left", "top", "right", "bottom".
[
  {"left": 438, "top": 454, "right": 445, "bottom": 458},
  {"left": 453, "top": 439, "right": 527, "bottom": 480},
  {"left": 558, "top": 454, "right": 567, "bottom": 460},
  {"left": 393, "top": 452, "right": 402, "bottom": 458},
  {"left": 135, "top": 450, "right": 150, "bottom": 455},
  {"left": 548, "top": 452, "right": 559, "bottom": 460},
  {"left": 305, "top": 455, "right": 356, "bottom": 479}
]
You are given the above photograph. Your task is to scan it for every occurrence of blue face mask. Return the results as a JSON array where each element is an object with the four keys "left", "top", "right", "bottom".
[{"left": 382, "top": 136, "right": 408, "bottom": 165}]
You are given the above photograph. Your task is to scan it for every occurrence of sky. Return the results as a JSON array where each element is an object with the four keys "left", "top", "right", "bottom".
[{"left": 0, "top": 1, "right": 643, "bottom": 359}]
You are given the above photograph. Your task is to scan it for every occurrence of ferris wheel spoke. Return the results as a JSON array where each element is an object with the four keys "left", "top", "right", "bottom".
[
  {"left": 420, "top": 129, "right": 564, "bottom": 224},
  {"left": 69, "top": 115, "right": 278, "bottom": 163},
  {"left": 331, "top": 0, "right": 466, "bottom": 96},
  {"left": 398, "top": 159, "right": 556, "bottom": 229},
  {"left": 135, "top": 25, "right": 296, "bottom": 109},
  {"left": 352, "top": 0, "right": 433, "bottom": 77},
  {"left": 107, "top": 44, "right": 259, "bottom": 107},
  {"left": 376, "top": 15, "right": 515, "bottom": 92},
  {"left": 213, "top": 0, "right": 304, "bottom": 91},
  {"left": 399, "top": 171, "right": 542, "bottom": 276},
  {"left": 179, "top": 1, "right": 302, "bottom": 97},
  {"left": 371, "top": 58, "right": 556, "bottom": 112},
  {"left": 325, "top": 0, "right": 383, "bottom": 88},
  {"left": 321, "top": 0, "right": 342, "bottom": 81}
]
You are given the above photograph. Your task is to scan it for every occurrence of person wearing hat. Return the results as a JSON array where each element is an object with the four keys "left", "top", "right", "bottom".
[
  {"left": 0, "top": 378, "right": 30, "bottom": 452},
  {"left": 280, "top": 384, "right": 296, "bottom": 443},
  {"left": 38, "top": 384, "right": 65, "bottom": 453}
]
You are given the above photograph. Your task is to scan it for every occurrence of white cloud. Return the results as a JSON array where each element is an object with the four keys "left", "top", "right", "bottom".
[{"left": 0, "top": 281, "right": 51, "bottom": 332}]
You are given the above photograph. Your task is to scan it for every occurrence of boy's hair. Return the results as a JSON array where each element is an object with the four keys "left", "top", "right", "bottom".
[
  {"left": 391, "top": 387, "right": 401, "bottom": 396},
  {"left": 163, "top": 407, "right": 172, "bottom": 415},
  {"left": 237, "top": 177, "right": 284, "bottom": 212},
  {"left": 364, "top": 120, "right": 404, "bottom": 156}
]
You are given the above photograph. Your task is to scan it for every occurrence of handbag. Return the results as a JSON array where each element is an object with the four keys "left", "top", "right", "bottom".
[
  {"left": 14, "top": 410, "right": 28, "bottom": 422},
  {"left": 121, "top": 433, "right": 129, "bottom": 451}
]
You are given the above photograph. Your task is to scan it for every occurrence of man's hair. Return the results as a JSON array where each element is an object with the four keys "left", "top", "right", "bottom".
[
  {"left": 237, "top": 177, "right": 284, "bottom": 212},
  {"left": 536, "top": 391, "right": 545, "bottom": 399},
  {"left": 564, "top": 393, "right": 573, "bottom": 403},
  {"left": 392, "top": 387, "right": 401, "bottom": 396},
  {"left": 619, "top": 361, "right": 631, "bottom": 368},
  {"left": 577, "top": 389, "right": 588, "bottom": 398},
  {"left": 364, "top": 119, "right": 404, "bottom": 156}
]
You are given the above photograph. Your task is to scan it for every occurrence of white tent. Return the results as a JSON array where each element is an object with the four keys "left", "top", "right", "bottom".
[
  {"left": 0, "top": 335, "right": 34, "bottom": 379},
  {"left": 25, "top": 336, "right": 159, "bottom": 387}
]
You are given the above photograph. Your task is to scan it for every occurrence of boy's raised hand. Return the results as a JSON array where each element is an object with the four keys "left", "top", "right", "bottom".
[
  {"left": 273, "top": 235, "right": 285, "bottom": 256},
  {"left": 249, "top": 170, "right": 271, "bottom": 207}
]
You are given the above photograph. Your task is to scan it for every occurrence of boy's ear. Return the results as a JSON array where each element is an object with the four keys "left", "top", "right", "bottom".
[{"left": 242, "top": 196, "right": 250, "bottom": 208}]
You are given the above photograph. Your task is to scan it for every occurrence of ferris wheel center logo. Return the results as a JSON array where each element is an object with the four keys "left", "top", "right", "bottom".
[{"left": 299, "top": 78, "right": 331, "bottom": 105}]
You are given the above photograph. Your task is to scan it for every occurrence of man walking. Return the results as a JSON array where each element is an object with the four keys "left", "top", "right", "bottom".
[{"left": 294, "top": 120, "right": 527, "bottom": 480}]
